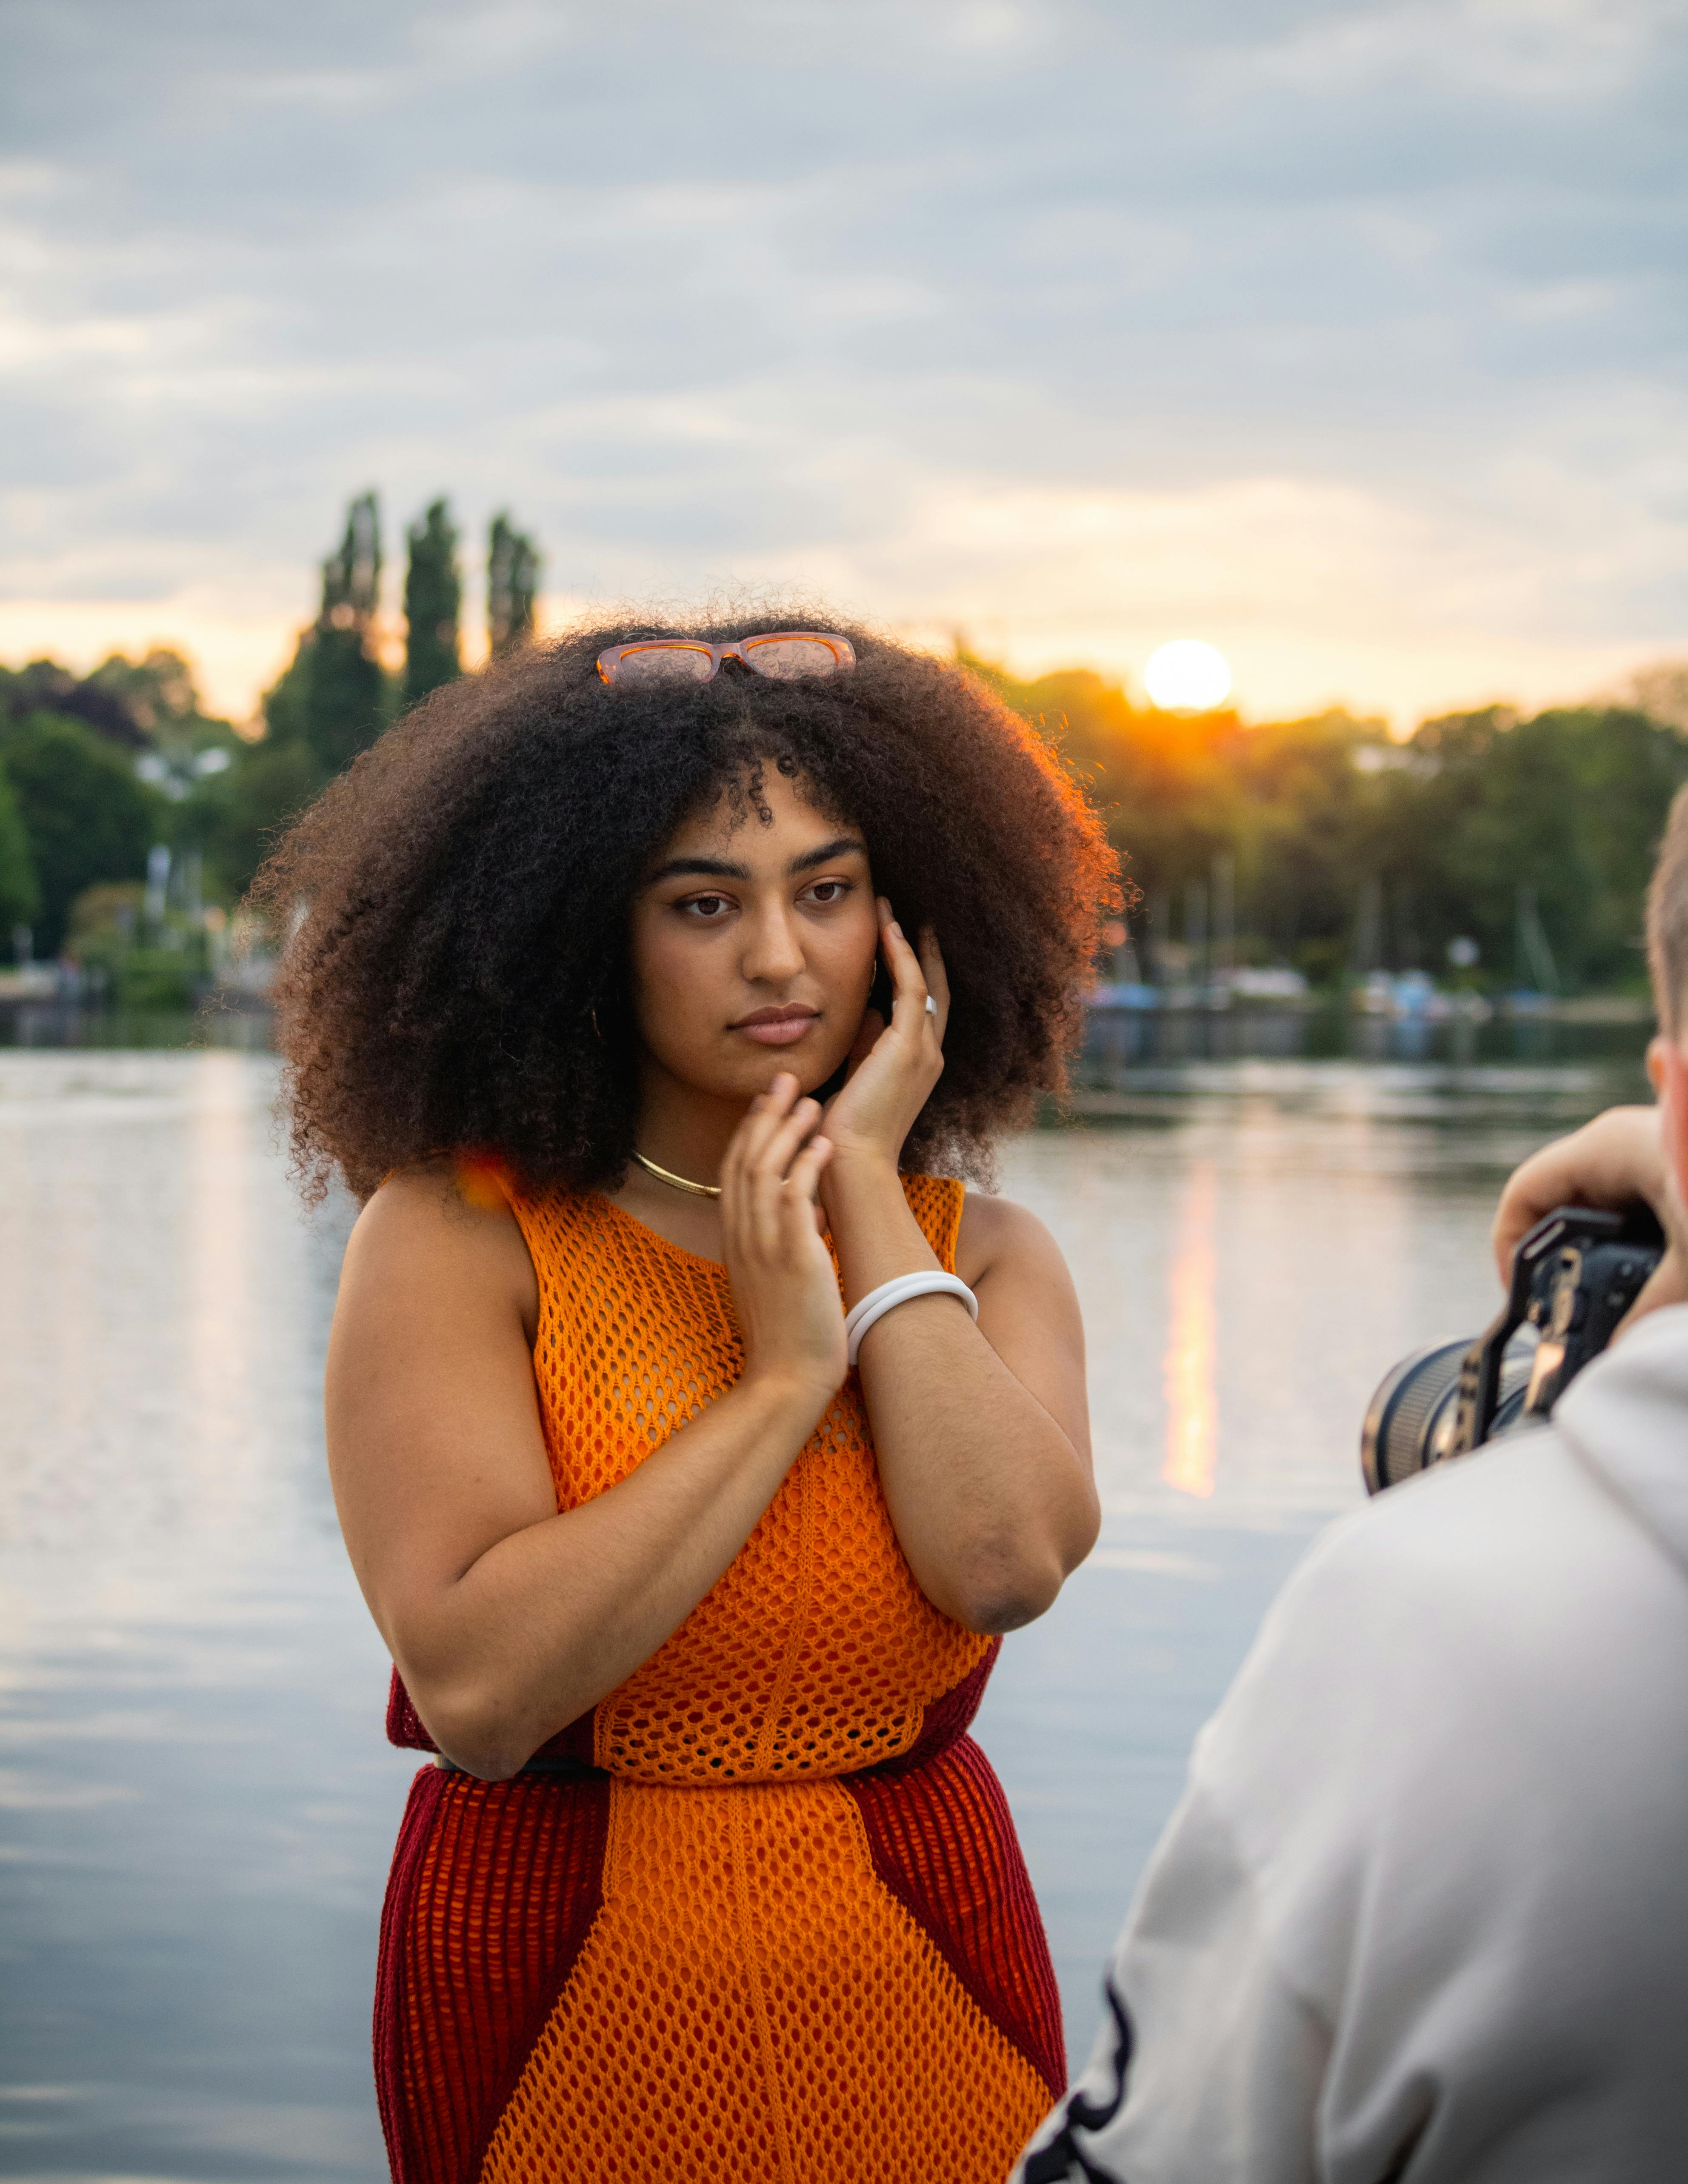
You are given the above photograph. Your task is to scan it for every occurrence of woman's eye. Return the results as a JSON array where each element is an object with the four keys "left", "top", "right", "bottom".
[
  {"left": 684, "top": 894, "right": 731, "bottom": 919},
  {"left": 807, "top": 881, "right": 848, "bottom": 905}
]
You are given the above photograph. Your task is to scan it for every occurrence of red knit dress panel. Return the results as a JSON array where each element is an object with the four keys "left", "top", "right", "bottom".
[
  {"left": 842, "top": 1736, "right": 1068, "bottom": 2102},
  {"left": 377, "top": 1768, "right": 611, "bottom": 2184}
]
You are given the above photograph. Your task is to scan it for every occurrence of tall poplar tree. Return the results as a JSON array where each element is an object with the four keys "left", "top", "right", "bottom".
[
  {"left": 402, "top": 498, "right": 462, "bottom": 707},
  {"left": 305, "top": 491, "right": 385, "bottom": 777},
  {"left": 487, "top": 512, "right": 541, "bottom": 657}
]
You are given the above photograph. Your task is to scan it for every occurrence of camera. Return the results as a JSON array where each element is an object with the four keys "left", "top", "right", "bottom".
[{"left": 1361, "top": 1204, "right": 1664, "bottom": 1495}]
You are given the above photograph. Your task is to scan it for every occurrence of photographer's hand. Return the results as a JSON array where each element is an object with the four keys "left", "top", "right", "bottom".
[{"left": 1493, "top": 1105, "right": 1688, "bottom": 1332}]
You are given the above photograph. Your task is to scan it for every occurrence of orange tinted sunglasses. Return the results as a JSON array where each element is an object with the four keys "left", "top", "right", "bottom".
[{"left": 596, "top": 631, "right": 856, "bottom": 688}]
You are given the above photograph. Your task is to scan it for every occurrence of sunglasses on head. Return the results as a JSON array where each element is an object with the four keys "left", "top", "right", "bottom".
[{"left": 596, "top": 631, "right": 857, "bottom": 688}]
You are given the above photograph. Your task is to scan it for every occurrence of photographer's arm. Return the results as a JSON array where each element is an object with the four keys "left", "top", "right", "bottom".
[{"left": 1492, "top": 1104, "right": 1688, "bottom": 1331}]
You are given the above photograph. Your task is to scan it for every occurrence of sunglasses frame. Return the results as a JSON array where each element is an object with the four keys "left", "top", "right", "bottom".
[{"left": 596, "top": 631, "right": 857, "bottom": 687}]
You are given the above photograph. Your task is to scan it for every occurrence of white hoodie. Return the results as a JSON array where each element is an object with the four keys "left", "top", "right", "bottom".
[{"left": 1016, "top": 1305, "right": 1688, "bottom": 2184}]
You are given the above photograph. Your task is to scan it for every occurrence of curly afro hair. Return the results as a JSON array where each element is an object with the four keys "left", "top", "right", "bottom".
[{"left": 254, "top": 609, "right": 1118, "bottom": 1203}]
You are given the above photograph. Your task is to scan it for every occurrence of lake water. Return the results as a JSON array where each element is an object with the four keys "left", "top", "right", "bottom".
[{"left": 0, "top": 1021, "right": 1652, "bottom": 2181}]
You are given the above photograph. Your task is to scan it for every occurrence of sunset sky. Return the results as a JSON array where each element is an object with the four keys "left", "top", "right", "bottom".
[{"left": 3, "top": 0, "right": 1685, "bottom": 728}]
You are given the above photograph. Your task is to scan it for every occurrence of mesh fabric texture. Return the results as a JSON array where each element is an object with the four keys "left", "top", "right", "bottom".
[{"left": 377, "top": 1176, "right": 1062, "bottom": 2182}]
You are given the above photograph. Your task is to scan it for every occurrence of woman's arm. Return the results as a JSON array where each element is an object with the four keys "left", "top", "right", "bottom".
[
  {"left": 326, "top": 1089, "right": 843, "bottom": 1781},
  {"left": 821, "top": 905, "right": 1099, "bottom": 1633},
  {"left": 829, "top": 1167, "right": 1097, "bottom": 1633}
]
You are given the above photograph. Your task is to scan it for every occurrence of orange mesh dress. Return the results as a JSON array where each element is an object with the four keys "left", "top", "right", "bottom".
[{"left": 374, "top": 1175, "right": 1063, "bottom": 2184}]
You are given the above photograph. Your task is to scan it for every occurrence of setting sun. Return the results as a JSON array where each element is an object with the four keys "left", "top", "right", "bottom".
[{"left": 1145, "top": 639, "right": 1232, "bottom": 713}]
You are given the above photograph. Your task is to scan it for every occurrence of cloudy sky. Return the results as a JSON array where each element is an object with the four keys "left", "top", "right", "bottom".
[{"left": 3, "top": 0, "right": 1685, "bottom": 725}]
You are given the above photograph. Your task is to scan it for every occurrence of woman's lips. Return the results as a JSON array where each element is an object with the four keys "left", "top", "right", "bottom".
[{"left": 733, "top": 1010, "right": 818, "bottom": 1047}]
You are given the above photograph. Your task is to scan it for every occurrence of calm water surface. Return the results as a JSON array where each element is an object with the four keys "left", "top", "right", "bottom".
[{"left": 0, "top": 1028, "right": 1651, "bottom": 2180}]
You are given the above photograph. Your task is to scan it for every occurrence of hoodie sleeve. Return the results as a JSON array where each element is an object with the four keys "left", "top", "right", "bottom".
[
  {"left": 1017, "top": 1417, "right": 1688, "bottom": 2184},
  {"left": 1014, "top": 1779, "right": 1328, "bottom": 2184}
]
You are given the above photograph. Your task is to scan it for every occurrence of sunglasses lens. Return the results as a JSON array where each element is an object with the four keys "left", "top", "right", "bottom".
[
  {"left": 740, "top": 637, "right": 844, "bottom": 680},
  {"left": 612, "top": 644, "right": 715, "bottom": 685}
]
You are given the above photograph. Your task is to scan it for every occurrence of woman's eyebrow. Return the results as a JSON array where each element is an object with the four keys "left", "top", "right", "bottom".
[
  {"left": 643, "top": 836, "right": 865, "bottom": 886},
  {"left": 645, "top": 854, "right": 753, "bottom": 883},
  {"left": 788, "top": 836, "right": 867, "bottom": 875}
]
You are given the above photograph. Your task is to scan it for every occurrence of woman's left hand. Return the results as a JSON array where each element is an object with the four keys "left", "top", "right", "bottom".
[
  {"left": 820, "top": 899, "right": 948, "bottom": 1172},
  {"left": 816, "top": 904, "right": 1097, "bottom": 1635}
]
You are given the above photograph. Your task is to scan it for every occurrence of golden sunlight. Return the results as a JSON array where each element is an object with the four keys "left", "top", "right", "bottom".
[
  {"left": 1162, "top": 1161, "right": 1218, "bottom": 1499},
  {"left": 1145, "top": 639, "right": 1232, "bottom": 713}
]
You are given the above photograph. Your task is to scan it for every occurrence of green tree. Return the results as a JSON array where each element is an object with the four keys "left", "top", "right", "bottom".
[
  {"left": 178, "top": 736, "right": 320, "bottom": 902},
  {"left": 488, "top": 511, "right": 540, "bottom": 656},
  {"left": 0, "top": 656, "right": 148, "bottom": 748},
  {"left": 170, "top": 643, "right": 326, "bottom": 903},
  {"left": 402, "top": 498, "right": 462, "bottom": 707},
  {"left": 1231, "top": 710, "right": 1397, "bottom": 980},
  {"left": 86, "top": 647, "right": 201, "bottom": 735},
  {"left": 85, "top": 648, "right": 244, "bottom": 811},
  {"left": 0, "top": 713, "right": 160, "bottom": 953},
  {"left": 0, "top": 759, "right": 40, "bottom": 952},
  {"left": 973, "top": 653, "right": 1247, "bottom": 964},
  {"left": 260, "top": 637, "right": 313, "bottom": 748},
  {"left": 306, "top": 491, "right": 386, "bottom": 775},
  {"left": 1560, "top": 706, "right": 1688, "bottom": 981},
  {"left": 977, "top": 648, "right": 1688, "bottom": 994},
  {"left": 1396, "top": 705, "right": 1688, "bottom": 991}
]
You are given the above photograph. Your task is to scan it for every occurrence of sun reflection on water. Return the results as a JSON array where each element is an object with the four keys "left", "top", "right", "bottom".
[{"left": 1162, "top": 1159, "right": 1218, "bottom": 1497}]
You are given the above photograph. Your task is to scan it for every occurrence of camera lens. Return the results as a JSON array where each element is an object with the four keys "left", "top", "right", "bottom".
[
  {"left": 1361, "top": 1340, "right": 1534, "bottom": 1493},
  {"left": 1361, "top": 1341, "right": 1468, "bottom": 1493}
]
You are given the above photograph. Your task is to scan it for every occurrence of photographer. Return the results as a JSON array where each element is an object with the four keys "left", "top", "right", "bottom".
[{"left": 1016, "top": 785, "right": 1688, "bottom": 2184}]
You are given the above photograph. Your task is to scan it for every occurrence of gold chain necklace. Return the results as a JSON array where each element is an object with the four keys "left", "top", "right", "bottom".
[{"left": 632, "top": 1149, "right": 722, "bottom": 1199}]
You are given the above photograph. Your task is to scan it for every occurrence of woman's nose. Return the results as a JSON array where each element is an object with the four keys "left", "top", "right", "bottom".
[{"left": 742, "top": 902, "right": 805, "bottom": 984}]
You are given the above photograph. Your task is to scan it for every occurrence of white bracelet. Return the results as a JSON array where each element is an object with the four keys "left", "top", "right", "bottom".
[{"left": 844, "top": 1271, "right": 979, "bottom": 1367}]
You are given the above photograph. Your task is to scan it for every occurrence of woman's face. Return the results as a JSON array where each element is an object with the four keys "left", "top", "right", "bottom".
[{"left": 628, "top": 768, "right": 879, "bottom": 1108}]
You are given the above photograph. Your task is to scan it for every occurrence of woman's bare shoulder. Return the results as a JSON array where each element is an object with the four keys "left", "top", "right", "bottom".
[
  {"left": 954, "top": 1187, "right": 1068, "bottom": 1290},
  {"left": 345, "top": 1160, "right": 539, "bottom": 1331}
]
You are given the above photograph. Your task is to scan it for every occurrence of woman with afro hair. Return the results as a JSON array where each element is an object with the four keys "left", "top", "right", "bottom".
[{"left": 263, "top": 612, "right": 1116, "bottom": 2184}]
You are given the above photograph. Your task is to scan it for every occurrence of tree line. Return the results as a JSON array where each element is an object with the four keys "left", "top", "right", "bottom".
[
  {"left": 0, "top": 495, "right": 540, "bottom": 963},
  {"left": 971, "top": 656, "right": 1688, "bottom": 995},
  {"left": 1, "top": 494, "right": 1683, "bottom": 999}
]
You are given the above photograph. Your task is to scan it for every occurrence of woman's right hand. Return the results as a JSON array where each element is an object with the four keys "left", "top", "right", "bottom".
[{"left": 720, "top": 1072, "right": 847, "bottom": 1404}]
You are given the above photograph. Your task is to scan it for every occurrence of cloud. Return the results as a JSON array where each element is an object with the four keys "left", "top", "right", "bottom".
[
  {"left": 0, "top": 0, "right": 1682, "bottom": 721},
  {"left": 1234, "top": 0, "right": 1688, "bottom": 101}
]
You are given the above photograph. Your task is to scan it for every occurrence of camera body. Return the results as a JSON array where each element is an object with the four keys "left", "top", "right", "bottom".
[{"left": 1361, "top": 1204, "right": 1664, "bottom": 1495}]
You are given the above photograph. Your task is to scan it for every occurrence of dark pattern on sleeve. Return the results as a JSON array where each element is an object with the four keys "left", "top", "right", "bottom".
[{"left": 1020, "top": 1976, "right": 1134, "bottom": 2183}]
